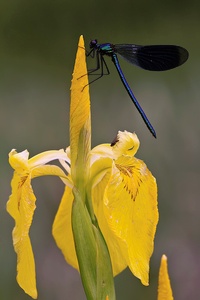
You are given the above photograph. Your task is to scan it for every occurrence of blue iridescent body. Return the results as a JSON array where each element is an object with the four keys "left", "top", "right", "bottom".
[{"left": 87, "top": 39, "right": 189, "bottom": 138}]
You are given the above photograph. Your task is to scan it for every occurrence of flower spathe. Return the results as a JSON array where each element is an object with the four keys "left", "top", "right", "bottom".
[{"left": 7, "top": 35, "right": 158, "bottom": 298}]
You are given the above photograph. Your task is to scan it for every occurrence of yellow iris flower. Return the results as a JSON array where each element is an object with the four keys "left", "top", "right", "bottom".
[{"left": 7, "top": 35, "right": 159, "bottom": 299}]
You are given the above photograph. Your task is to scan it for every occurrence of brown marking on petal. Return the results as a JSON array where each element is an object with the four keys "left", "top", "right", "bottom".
[
  {"left": 18, "top": 176, "right": 28, "bottom": 188},
  {"left": 115, "top": 163, "right": 138, "bottom": 201},
  {"left": 116, "top": 163, "right": 133, "bottom": 176},
  {"left": 17, "top": 175, "right": 28, "bottom": 209}
]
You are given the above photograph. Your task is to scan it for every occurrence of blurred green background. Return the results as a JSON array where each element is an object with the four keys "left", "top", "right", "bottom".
[{"left": 1, "top": 0, "right": 199, "bottom": 299}]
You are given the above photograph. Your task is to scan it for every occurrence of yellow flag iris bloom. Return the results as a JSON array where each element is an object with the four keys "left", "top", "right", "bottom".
[{"left": 7, "top": 35, "right": 158, "bottom": 299}]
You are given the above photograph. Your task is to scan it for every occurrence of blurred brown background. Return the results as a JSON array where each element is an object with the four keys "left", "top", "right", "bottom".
[{"left": 1, "top": 0, "right": 199, "bottom": 299}]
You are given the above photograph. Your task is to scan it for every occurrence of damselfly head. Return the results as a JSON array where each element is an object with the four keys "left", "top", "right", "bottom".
[{"left": 90, "top": 39, "right": 98, "bottom": 49}]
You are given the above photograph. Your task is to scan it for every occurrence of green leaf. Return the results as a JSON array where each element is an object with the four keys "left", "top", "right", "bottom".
[
  {"left": 93, "top": 224, "right": 116, "bottom": 300},
  {"left": 72, "top": 188, "right": 116, "bottom": 300}
]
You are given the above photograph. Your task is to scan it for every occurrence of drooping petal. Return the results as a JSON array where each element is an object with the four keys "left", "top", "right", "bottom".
[
  {"left": 7, "top": 149, "right": 71, "bottom": 298},
  {"left": 157, "top": 255, "right": 174, "bottom": 300},
  {"left": 104, "top": 155, "right": 158, "bottom": 285},
  {"left": 90, "top": 131, "right": 158, "bottom": 284},
  {"left": 52, "top": 185, "right": 79, "bottom": 270},
  {"left": 7, "top": 172, "right": 37, "bottom": 299}
]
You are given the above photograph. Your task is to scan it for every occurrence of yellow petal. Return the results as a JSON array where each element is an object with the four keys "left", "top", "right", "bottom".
[
  {"left": 52, "top": 185, "right": 79, "bottom": 270},
  {"left": 89, "top": 145, "right": 113, "bottom": 189},
  {"left": 29, "top": 149, "right": 69, "bottom": 168},
  {"left": 111, "top": 130, "right": 140, "bottom": 159},
  {"left": 31, "top": 164, "right": 72, "bottom": 187},
  {"left": 89, "top": 131, "right": 158, "bottom": 282},
  {"left": 92, "top": 167, "right": 127, "bottom": 275},
  {"left": 70, "top": 35, "right": 91, "bottom": 187},
  {"left": 103, "top": 154, "right": 158, "bottom": 285},
  {"left": 7, "top": 149, "right": 71, "bottom": 298},
  {"left": 90, "top": 144, "right": 114, "bottom": 161},
  {"left": 9, "top": 149, "right": 29, "bottom": 172},
  {"left": 7, "top": 172, "right": 37, "bottom": 299},
  {"left": 158, "top": 255, "right": 174, "bottom": 300},
  {"left": 9, "top": 149, "right": 69, "bottom": 171},
  {"left": 89, "top": 132, "right": 158, "bottom": 283}
]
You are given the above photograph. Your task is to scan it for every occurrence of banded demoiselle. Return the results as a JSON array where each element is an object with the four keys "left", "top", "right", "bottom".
[{"left": 87, "top": 39, "right": 189, "bottom": 138}]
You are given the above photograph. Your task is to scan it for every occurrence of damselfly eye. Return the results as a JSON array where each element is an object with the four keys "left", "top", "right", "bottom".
[{"left": 90, "top": 39, "right": 98, "bottom": 48}]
